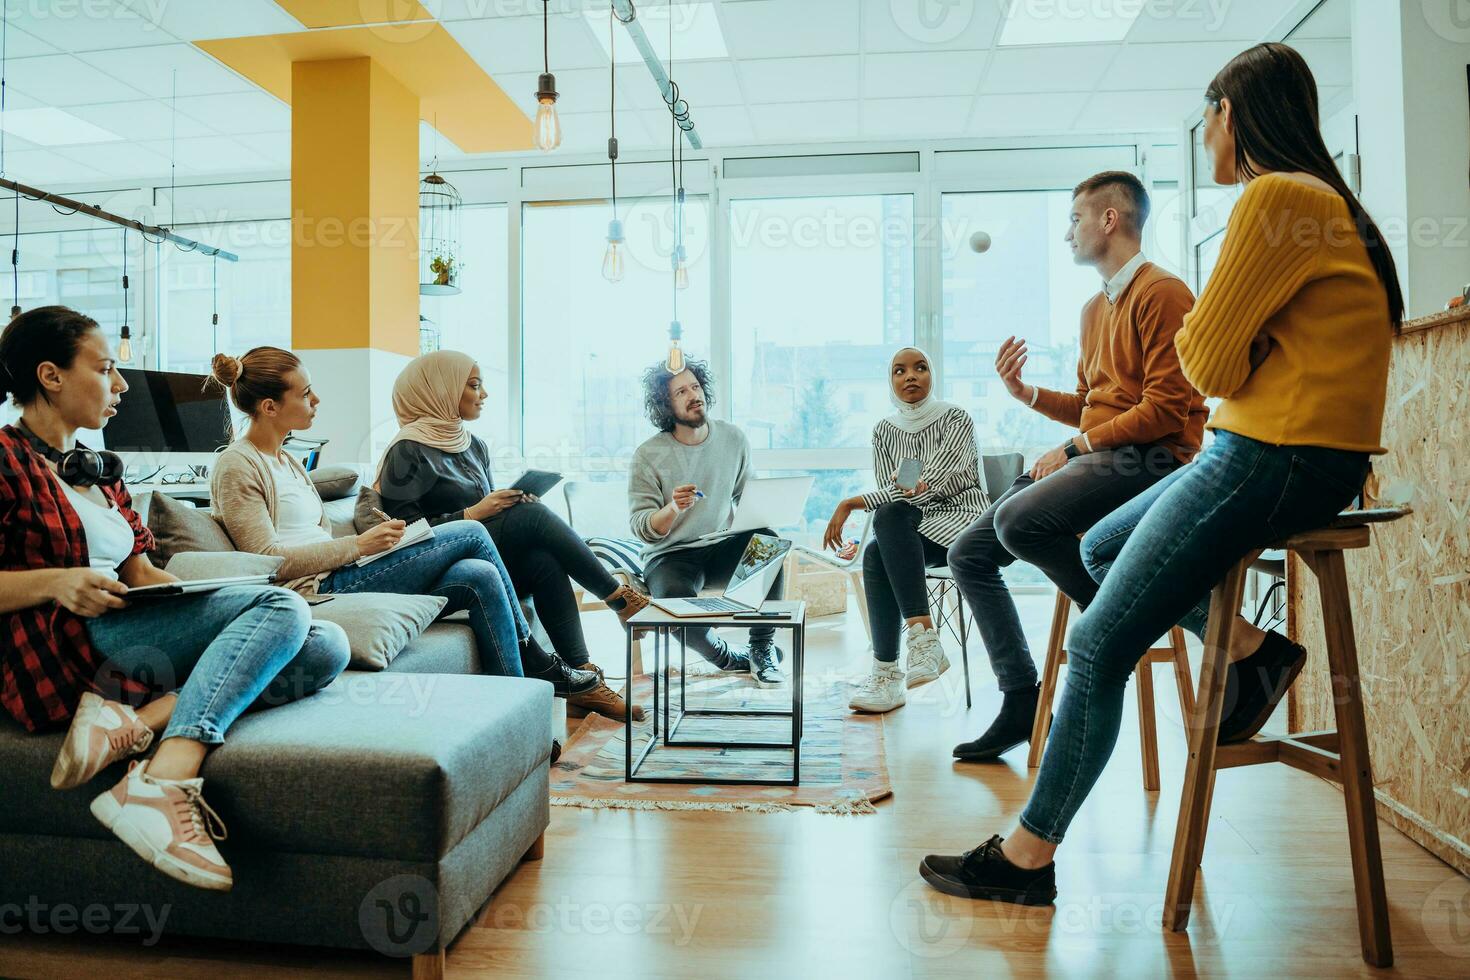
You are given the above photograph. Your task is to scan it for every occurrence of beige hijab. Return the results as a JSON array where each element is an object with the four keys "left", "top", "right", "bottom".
[{"left": 375, "top": 349, "right": 476, "bottom": 489}]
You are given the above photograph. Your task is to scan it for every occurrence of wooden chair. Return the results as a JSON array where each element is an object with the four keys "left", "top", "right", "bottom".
[
  {"left": 1163, "top": 508, "right": 1409, "bottom": 968},
  {"left": 1028, "top": 590, "right": 1195, "bottom": 792}
]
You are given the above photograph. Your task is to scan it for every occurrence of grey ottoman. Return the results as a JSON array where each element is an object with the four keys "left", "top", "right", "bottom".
[{"left": 0, "top": 672, "right": 552, "bottom": 977}]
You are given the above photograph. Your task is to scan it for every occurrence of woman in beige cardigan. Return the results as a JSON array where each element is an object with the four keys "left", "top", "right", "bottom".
[{"left": 208, "top": 346, "right": 602, "bottom": 698}]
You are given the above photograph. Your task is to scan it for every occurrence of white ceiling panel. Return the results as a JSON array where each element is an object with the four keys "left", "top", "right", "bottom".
[
  {"left": 119, "top": 0, "right": 306, "bottom": 40},
  {"left": 862, "top": 96, "right": 971, "bottom": 139},
  {"left": 11, "top": 0, "right": 176, "bottom": 52},
  {"left": 863, "top": 50, "right": 987, "bottom": 98},
  {"left": 982, "top": 44, "right": 1118, "bottom": 94},
  {"left": 859, "top": 0, "right": 1004, "bottom": 53},
  {"left": 3, "top": 147, "right": 106, "bottom": 183},
  {"left": 750, "top": 99, "right": 860, "bottom": 142},
  {"left": 137, "top": 135, "right": 272, "bottom": 173},
  {"left": 682, "top": 104, "right": 754, "bottom": 146},
  {"left": 81, "top": 44, "right": 257, "bottom": 99},
  {"left": 174, "top": 91, "right": 290, "bottom": 135},
  {"left": 1098, "top": 41, "right": 1247, "bottom": 92},
  {"left": 6, "top": 54, "right": 150, "bottom": 106},
  {"left": 665, "top": 58, "right": 745, "bottom": 106},
  {"left": 67, "top": 100, "right": 216, "bottom": 141},
  {"left": 55, "top": 140, "right": 171, "bottom": 179},
  {"left": 231, "top": 131, "right": 290, "bottom": 167},
  {"left": 738, "top": 56, "right": 859, "bottom": 105},
  {"left": 447, "top": 14, "right": 609, "bottom": 75},
  {"left": 718, "top": 0, "right": 860, "bottom": 60},
  {"left": 969, "top": 92, "right": 1086, "bottom": 135},
  {"left": 1073, "top": 88, "right": 1203, "bottom": 134},
  {"left": 1124, "top": 0, "right": 1285, "bottom": 44},
  {"left": 4, "top": 25, "right": 62, "bottom": 58},
  {"left": 554, "top": 109, "right": 651, "bottom": 153}
]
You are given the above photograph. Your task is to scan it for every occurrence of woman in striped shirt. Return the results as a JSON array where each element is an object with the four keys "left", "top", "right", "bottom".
[{"left": 824, "top": 347, "right": 987, "bottom": 713}]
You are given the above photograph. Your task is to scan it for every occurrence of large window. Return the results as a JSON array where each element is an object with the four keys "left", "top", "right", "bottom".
[
  {"left": 940, "top": 191, "right": 1098, "bottom": 453},
  {"left": 521, "top": 195, "right": 711, "bottom": 475},
  {"left": 421, "top": 204, "right": 510, "bottom": 449},
  {"left": 159, "top": 219, "right": 291, "bottom": 375},
  {"left": 729, "top": 194, "right": 914, "bottom": 452}
]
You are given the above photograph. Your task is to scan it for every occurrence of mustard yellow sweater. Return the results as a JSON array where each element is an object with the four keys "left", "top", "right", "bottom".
[{"left": 1174, "top": 173, "right": 1393, "bottom": 454}]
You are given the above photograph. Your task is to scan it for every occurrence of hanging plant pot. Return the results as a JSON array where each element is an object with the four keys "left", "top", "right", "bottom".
[{"left": 419, "top": 172, "right": 462, "bottom": 296}]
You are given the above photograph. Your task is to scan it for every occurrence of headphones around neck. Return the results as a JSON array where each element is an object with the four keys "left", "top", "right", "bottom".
[{"left": 17, "top": 422, "right": 125, "bottom": 489}]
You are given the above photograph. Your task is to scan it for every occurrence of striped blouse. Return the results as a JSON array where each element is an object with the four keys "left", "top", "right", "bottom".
[{"left": 859, "top": 407, "right": 988, "bottom": 548}]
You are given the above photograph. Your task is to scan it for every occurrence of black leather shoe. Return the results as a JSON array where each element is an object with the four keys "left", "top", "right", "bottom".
[
  {"left": 525, "top": 656, "right": 600, "bottom": 696},
  {"left": 747, "top": 640, "right": 784, "bottom": 688},
  {"left": 919, "top": 835, "right": 1056, "bottom": 906},
  {"left": 1218, "top": 631, "right": 1307, "bottom": 744},
  {"left": 953, "top": 683, "right": 1039, "bottom": 762}
]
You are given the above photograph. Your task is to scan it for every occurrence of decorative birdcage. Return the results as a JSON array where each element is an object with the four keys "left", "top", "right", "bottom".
[
  {"left": 419, "top": 172, "right": 461, "bottom": 296},
  {"left": 419, "top": 315, "right": 441, "bottom": 355}
]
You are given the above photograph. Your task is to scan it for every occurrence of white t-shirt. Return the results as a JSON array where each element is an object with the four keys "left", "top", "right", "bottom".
[
  {"left": 268, "top": 455, "right": 331, "bottom": 548},
  {"left": 58, "top": 480, "right": 135, "bottom": 580}
]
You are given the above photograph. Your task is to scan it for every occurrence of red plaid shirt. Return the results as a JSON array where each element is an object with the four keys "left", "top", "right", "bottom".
[{"left": 1, "top": 425, "right": 154, "bottom": 732}]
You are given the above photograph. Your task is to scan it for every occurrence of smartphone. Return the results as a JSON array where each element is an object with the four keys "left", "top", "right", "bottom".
[{"left": 895, "top": 457, "right": 922, "bottom": 492}]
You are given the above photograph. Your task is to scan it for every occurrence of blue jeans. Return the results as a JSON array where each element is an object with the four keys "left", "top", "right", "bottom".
[
  {"left": 321, "top": 519, "right": 529, "bottom": 677},
  {"left": 1018, "top": 431, "right": 1368, "bottom": 844},
  {"left": 85, "top": 586, "right": 349, "bottom": 745}
]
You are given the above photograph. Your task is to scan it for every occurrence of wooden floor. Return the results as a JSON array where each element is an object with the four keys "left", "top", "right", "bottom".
[{"left": 6, "top": 594, "right": 1470, "bottom": 979}]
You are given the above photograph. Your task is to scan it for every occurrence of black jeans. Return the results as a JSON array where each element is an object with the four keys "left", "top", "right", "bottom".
[
  {"left": 946, "top": 444, "right": 1181, "bottom": 693},
  {"left": 643, "top": 529, "right": 787, "bottom": 665},
  {"left": 482, "top": 501, "right": 620, "bottom": 668},
  {"left": 862, "top": 502, "right": 948, "bottom": 663}
]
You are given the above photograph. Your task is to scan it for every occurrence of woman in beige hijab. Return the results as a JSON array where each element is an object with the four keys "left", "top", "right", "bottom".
[{"left": 376, "top": 351, "right": 649, "bottom": 722}]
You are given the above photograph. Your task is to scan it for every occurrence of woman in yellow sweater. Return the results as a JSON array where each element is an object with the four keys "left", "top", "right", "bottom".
[{"left": 919, "top": 42, "right": 1404, "bottom": 905}]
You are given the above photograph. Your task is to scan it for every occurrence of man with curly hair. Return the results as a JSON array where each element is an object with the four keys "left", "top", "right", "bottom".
[{"left": 627, "top": 360, "right": 785, "bottom": 685}]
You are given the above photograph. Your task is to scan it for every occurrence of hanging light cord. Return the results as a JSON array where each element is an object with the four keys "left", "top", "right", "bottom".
[
  {"left": 542, "top": 0, "right": 550, "bottom": 75},
  {"left": 3, "top": 2, "right": 15, "bottom": 315},
  {"left": 120, "top": 226, "right": 128, "bottom": 328},
  {"left": 608, "top": 5, "right": 617, "bottom": 217}
]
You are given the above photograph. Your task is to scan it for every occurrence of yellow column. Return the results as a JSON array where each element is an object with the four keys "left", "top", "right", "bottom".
[{"left": 290, "top": 57, "right": 420, "bottom": 463}]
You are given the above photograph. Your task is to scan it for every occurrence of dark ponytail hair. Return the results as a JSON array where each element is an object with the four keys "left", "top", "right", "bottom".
[
  {"left": 1206, "top": 42, "right": 1404, "bottom": 330},
  {"left": 0, "top": 305, "right": 102, "bottom": 407},
  {"left": 208, "top": 346, "right": 302, "bottom": 418}
]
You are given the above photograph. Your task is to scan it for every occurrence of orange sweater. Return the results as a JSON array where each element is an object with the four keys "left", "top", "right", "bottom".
[
  {"left": 1175, "top": 173, "right": 1392, "bottom": 453},
  {"left": 1033, "top": 262, "right": 1207, "bottom": 463}
]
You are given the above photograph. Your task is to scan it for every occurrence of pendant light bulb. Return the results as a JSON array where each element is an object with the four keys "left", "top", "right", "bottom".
[
  {"left": 666, "top": 320, "right": 684, "bottom": 373},
  {"left": 673, "top": 244, "right": 689, "bottom": 290},
  {"left": 118, "top": 324, "right": 133, "bottom": 363},
  {"left": 602, "top": 218, "right": 626, "bottom": 283},
  {"left": 534, "top": 74, "right": 561, "bottom": 152}
]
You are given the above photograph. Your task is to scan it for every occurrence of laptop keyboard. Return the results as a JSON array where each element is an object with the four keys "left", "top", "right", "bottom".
[{"left": 683, "top": 596, "right": 748, "bottom": 613}]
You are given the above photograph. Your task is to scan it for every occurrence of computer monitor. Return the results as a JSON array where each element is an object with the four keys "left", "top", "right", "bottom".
[{"left": 102, "top": 369, "right": 233, "bottom": 455}]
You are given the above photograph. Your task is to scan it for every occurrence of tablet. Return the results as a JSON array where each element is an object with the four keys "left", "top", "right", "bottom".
[
  {"left": 125, "top": 574, "right": 275, "bottom": 600},
  {"left": 510, "top": 469, "right": 562, "bottom": 497}
]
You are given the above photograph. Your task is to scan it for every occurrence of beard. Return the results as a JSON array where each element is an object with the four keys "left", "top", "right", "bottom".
[{"left": 675, "top": 405, "right": 707, "bottom": 428}]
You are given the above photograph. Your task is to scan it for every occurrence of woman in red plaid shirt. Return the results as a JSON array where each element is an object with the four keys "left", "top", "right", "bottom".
[{"left": 0, "top": 306, "right": 350, "bottom": 893}]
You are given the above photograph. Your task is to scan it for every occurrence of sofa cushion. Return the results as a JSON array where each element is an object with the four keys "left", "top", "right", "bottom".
[
  {"left": 166, "top": 551, "right": 285, "bottom": 582},
  {"left": 354, "top": 485, "right": 386, "bottom": 534},
  {"left": 383, "top": 618, "right": 483, "bottom": 675},
  {"left": 0, "top": 673, "right": 552, "bottom": 863},
  {"left": 146, "top": 491, "right": 235, "bottom": 563},
  {"left": 308, "top": 464, "right": 361, "bottom": 501},
  {"left": 310, "top": 592, "right": 447, "bottom": 669}
]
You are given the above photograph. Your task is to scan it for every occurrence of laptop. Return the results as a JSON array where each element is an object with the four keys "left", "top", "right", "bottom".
[
  {"left": 695, "top": 475, "right": 815, "bottom": 542},
  {"left": 125, "top": 574, "right": 275, "bottom": 601},
  {"left": 651, "top": 533, "right": 793, "bottom": 618}
]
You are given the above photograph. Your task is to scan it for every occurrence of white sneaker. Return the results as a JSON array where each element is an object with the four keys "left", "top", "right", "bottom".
[
  {"left": 905, "top": 627, "right": 951, "bottom": 689},
  {"left": 50, "top": 692, "right": 154, "bottom": 790},
  {"left": 849, "top": 661, "right": 906, "bottom": 713},
  {"left": 90, "top": 761, "right": 233, "bottom": 891}
]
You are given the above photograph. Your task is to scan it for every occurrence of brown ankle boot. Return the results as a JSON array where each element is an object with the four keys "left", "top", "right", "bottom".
[
  {"left": 565, "top": 680, "right": 646, "bottom": 722},
  {"left": 607, "top": 584, "right": 651, "bottom": 625}
]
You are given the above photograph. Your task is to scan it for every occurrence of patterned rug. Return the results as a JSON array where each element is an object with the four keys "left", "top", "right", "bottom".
[{"left": 551, "top": 667, "right": 891, "bottom": 814}]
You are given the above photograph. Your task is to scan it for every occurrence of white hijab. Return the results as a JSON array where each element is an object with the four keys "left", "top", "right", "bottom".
[{"left": 885, "top": 346, "right": 958, "bottom": 434}]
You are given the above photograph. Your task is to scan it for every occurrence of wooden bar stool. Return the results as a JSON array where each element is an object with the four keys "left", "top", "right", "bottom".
[
  {"left": 1163, "top": 510, "right": 1407, "bottom": 968},
  {"left": 1028, "top": 590, "right": 1195, "bottom": 791}
]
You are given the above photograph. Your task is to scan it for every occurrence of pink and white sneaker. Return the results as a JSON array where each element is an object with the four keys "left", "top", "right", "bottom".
[
  {"left": 90, "top": 761, "right": 233, "bottom": 891},
  {"left": 50, "top": 692, "right": 154, "bottom": 791}
]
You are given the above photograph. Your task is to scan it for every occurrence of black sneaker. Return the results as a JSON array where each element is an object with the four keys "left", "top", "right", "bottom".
[
  {"left": 747, "top": 640, "right": 784, "bottom": 688},
  {"left": 525, "top": 655, "right": 600, "bottom": 696},
  {"left": 1218, "top": 631, "right": 1307, "bottom": 744},
  {"left": 953, "top": 683, "right": 1039, "bottom": 762},
  {"left": 707, "top": 637, "right": 752, "bottom": 674},
  {"left": 919, "top": 835, "right": 1056, "bottom": 906}
]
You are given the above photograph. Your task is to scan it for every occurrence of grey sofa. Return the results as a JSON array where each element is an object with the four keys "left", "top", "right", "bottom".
[{"left": 0, "top": 477, "right": 553, "bottom": 978}]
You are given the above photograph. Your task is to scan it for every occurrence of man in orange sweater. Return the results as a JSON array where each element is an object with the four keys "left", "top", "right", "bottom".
[{"left": 948, "top": 171, "right": 1207, "bottom": 762}]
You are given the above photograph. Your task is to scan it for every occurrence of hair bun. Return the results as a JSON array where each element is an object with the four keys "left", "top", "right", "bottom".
[{"left": 210, "top": 353, "right": 243, "bottom": 387}]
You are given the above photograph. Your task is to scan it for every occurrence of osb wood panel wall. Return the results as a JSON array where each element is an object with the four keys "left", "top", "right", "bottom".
[{"left": 1290, "top": 310, "right": 1470, "bottom": 876}]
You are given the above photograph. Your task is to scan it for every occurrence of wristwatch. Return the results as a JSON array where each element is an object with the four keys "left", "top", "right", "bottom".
[{"left": 1063, "top": 440, "right": 1082, "bottom": 460}]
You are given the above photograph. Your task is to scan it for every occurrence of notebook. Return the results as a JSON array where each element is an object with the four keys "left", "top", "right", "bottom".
[{"left": 353, "top": 518, "right": 434, "bottom": 567}]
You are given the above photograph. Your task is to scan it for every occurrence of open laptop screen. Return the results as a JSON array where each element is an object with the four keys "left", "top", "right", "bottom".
[{"left": 726, "top": 533, "right": 792, "bottom": 604}]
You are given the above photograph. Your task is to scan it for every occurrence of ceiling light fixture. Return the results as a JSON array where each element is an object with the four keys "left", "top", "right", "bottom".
[
  {"left": 998, "top": 0, "right": 1146, "bottom": 45},
  {"left": 534, "top": 0, "right": 562, "bottom": 152}
]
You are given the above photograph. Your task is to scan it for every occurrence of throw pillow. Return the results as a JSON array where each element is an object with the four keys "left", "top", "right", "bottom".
[
  {"left": 146, "top": 491, "right": 235, "bottom": 564},
  {"left": 309, "top": 465, "right": 361, "bottom": 502},
  {"left": 354, "top": 485, "right": 387, "bottom": 534},
  {"left": 309, "top": 592, "right": 447, "bottom": 670},
  {"left": 166, "top": 551, "right": 285, "bottom": 582}
]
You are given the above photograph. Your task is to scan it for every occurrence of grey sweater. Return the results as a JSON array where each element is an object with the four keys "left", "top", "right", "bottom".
[{"left": 628, "top": 421, "right": 751, "bottom": 561}]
